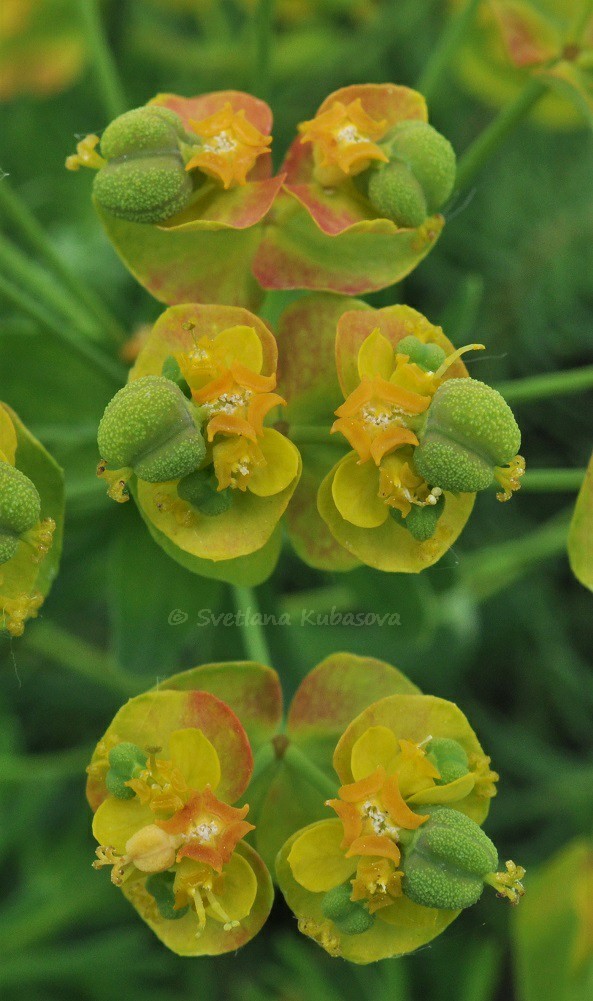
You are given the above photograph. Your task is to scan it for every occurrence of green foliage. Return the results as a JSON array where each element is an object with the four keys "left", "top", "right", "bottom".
[{"left": 0, "top": 0, "right": 592, "bottom": 996}]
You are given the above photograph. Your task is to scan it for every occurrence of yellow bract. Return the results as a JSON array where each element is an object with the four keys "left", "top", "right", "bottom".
[
  {"left": 176, "top": 324, "right": 299, "bottom": 499},
  {"left": 329, "top": 328, "right": 458, "bottom": 528},
  {"left": 185, "top": 102, "right": 272, "bottom": 189},
  {"left": 298, "top": 98, "right": 389, "bottom": 185}
]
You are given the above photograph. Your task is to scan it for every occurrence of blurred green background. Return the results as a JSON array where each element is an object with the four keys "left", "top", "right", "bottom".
[{"left": 1, "top": 1, "right": 592, "bottom": 999}]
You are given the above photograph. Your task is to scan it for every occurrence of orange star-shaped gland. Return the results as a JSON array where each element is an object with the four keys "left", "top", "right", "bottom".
[
  {"left": 192, "top": 364, "right": 285, "bottom": 442},
  {"left": 158, "top": 787, "right": 254, "bottom": 873},
  {"left": 298, "top": 99, "right": 389, "bottom": 181},
  {"left": 331, "top": 376, "right": 431, "bottom": 465},
  {"left": 185, "top": 102, "right": 272, "bottom": 189},
  {"left": 327, "top": 766, "right": 428, "bottom": 866}
]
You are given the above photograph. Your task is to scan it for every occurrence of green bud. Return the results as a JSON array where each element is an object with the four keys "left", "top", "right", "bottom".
[
  {"left": 397, "top": 335, "right": 446, "bottom": 373},
  {"left": 161, "top": 356, "right": 190, "bottom": 397},
  {"left": 98, "top": 376, "right": 206, "bottom": 484},
  {"left": 0, "top": 461, "right": 41, "bottom": 565},
  {"left": 367, "top": 161, "right": 427, "bottom": 228},
  {"left": 146, "top": 871, "right": 189, "bottom": 921},
  {"left": 427, "top": 737, "right": 470, "bottom": 785},
  {"left": 105, "top": 741, "right": 147, "bottom": 799},
  {"left": 93, "top": 106, "right": 194, "bottom": 224},
  {"left": 177, "top": 468, "right": 232, "bottom": 517},
  {"left": 321, "top": 882, "right": 375, "bottom": 936},
  {"left": 413, "top": 379, "right": 521, "bottom": 493},
  {"left": 385, "top": 120, "right": 456, "bottom": 213},
  {"left": 108, "top": 741, "right": 147, "bottom": 777},
  {"left": 390, "top": 493, "right": 445, "bottom": 542},
  {"left": 401, "top": 806, "right": 498, "bottom": 910}
]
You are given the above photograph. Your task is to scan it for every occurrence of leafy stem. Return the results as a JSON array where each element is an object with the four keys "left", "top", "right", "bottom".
[{"left": 231, "top": 585, "right": 273, "bottom": 665}]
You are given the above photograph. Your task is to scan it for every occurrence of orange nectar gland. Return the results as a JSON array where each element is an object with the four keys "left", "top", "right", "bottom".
[
  {"left": 332, "top": 378, "right": 428, "bottom": 466},
  {"left": 185, "top": 103, "right": 272, "bottom": 190},
  {"left": 298, "top": 99, "right": 389, "bottom": 185},
  {"left": 327, "top": 767, "right": 428, "bottom": 907}
]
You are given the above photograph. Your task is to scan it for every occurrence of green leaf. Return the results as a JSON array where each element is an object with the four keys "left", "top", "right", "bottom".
[
  {"left": 513, "top": 839, "right": 593, "bottom": 1001},
  {"left": 568, "top": 452, "right": 593, "bottom": 590}
]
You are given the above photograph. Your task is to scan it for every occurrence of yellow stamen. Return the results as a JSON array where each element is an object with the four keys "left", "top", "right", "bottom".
[
  {"left": 485, "top": 860, "right": 526, "bottom": 904},
  {"left": 495, "top": 454, "right": 526, "bottom": 502},
  {"left": 65, "top": 134, "right": 106, "bottom": 172}
]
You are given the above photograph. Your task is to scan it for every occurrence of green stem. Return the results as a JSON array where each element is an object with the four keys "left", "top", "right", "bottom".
[
  {"left": 0, "top": 272, "right": 125, "bottom": 385},
  {"left": 495, "top": 364, "right": 593, "bottom": 404},
  {"left": 455, "top": 77, "right": 548, "bottom": 193},
  {"left": 254, "top": 0, "right": 274, "bottom": 102},
  {"left": 0, "top": 744, "right": 93, "bottom": 784},
  {"left": 459, "top": 509, "right": 570, "bottom": 603},
  {"left": 283, "top": 744, "right": 337, "bottom": 799},
  {"left": 0, "top": 178, "right": 124, "bottom": 344},
  {"left": 79, "top": 0, "right": 127, "bottom": 121},
  {"left": 288, "top": 425, "right": 344, "bottom": 447},
  {"left": 231, "top": 586, "right": 273, "bottom": 665},
  {"left": 521, "top": 468, "right": 585, "bottom": 492},
  {"left": 0, "top": 232, "right": 105, "bottom": 342},
  {"left": 416, "top": 0, "right": 481, "bottom": 102},
  {"left": 251, "top": 740, "right": 277, "bottom": 783},
  {"left": 23, "top": 620, "right": 138, "bottom": 696}
]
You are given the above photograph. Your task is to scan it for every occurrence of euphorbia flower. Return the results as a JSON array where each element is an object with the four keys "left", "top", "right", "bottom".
[
  {"left": 253, "top": 84, "right": 453, "bottom": 295},
  {"left": 67, "top": 92, "right": 284, "bottom": 310},
  {"left": 185, "top": 102, "right": 272, "bottom": 189},
  {"left": 450, "top": 0, "right": 593, "bottom": 130},
  {"left": 0, "top": 403, "right": 64, "bottom": 637},
  {"left": 98, "top": 304, "right": 301, "bottom": 585},
  {"left": 298, "top": 98, "right": 389, "bottom": 185},
  {"left": 87, "top": 686, "right": 273, "bottom": 956},
  {"left": 276, "top": 691, "right": 522, "bottom": 963},
  {"left": 314, "top": 304, "right": 523, "bottom": 572}
]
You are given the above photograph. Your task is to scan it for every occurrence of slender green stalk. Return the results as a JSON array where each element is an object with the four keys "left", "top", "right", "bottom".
[
  {"left": 254, "top": 0, "right": 274, "bottom": 102},
  {"left": 231, "top": 586, "right": 273, "bottom": 665},
  {"left": 283, "top": 743, "right": 337, "bottom": 799},
  {"left": 0, "top": 744, "right": 93, "bottom": 785},
  {"left": 455, "top": 77, "right": 548, "bottom": 193},
  {"left": 23, "top": 620, "right": 138, "bottom": 696},
  {"left": 495, "top": 364, "right": 593, "bottom": 403},
  {"left": 0, "top": 179, "right": 124, "bottom": 344},
  {"left": 0, "top": 232, "right": 104, "bottom": 342},
  {"left": 0, "top": 273, "right": 125, "bottom": 385},
  {"left": 288, "top": 425, "right": 344, "bottom": 447},
  {"left": 417, "top": 0, "right": 481, "bottom": 101},
  {"left": 251, "top": 741, "right": 277, "bottom": 783},
  {"left": 459, "top": 510, "right": 570, "bottom": 603},
  {"left": 79, "top": 0, "right": 127, "bottom": 121},
  {"left": 521, "top": 468, "right": 585, "bottom": 492}
]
